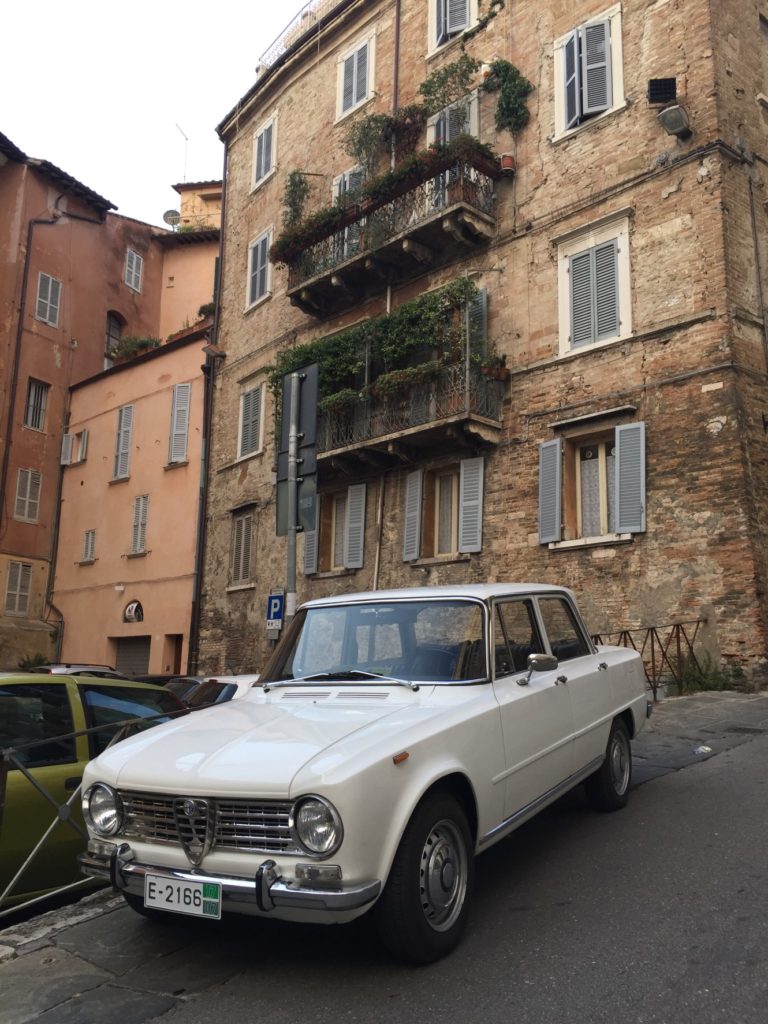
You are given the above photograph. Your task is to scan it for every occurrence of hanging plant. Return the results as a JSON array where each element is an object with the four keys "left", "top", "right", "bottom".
[
  {"left": 419, "top": 53, "right": 481, "bottom": 115},
  {"left": 281, "top": 170, "right": 312, "bottom": 229},
  {"left": 365, "top": 361, "right": 443, "bottom": 398},
  {"left": 480, "top": 60, "right": 533, "bottom": 135},
  {"left": 462, "top": 0, "right": 506, "bottom": 44}
]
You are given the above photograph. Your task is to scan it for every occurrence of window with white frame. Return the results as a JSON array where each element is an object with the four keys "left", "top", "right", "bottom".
[
  {"left": 252, "top": 116, "right": 276, "bottom": 188},
  {"left": 247, "top": 231, "right": 271, "bottom": 307},
  {"left": 14, "top": 468, "right": 41, "bottom": 523},
  {"left": 427, "top": 93, "right": 479, "bottom": 145},
  {"left": 131, "top": 495, "right": 149, "bottom": 554},
  {"left": 82, "top": 529, "right": 96, "bottom": 562},
  {"left": 403, "top": 457, "right": 484, "bottom": 560},
  {"left": 113, "top": 404, "right": 134, "bottom": 479},
  {"left": 432, "top": 0, "right": 475, "bottom": 50},
  {"left": 303, "top": 484, "right": 366, "bottom": 574},
  {"left": 60, "top": 429, "right": 89, "bottom": 466},
  {"left": 554, "top": 4, "right": 624, "bottom": 137},
  {"left": 338, "top": 36, "right": 374, "bottom": 117},
  {"left": 125, "top": 249, "right": 143, "bottom": 291},
  {"left": 333, "top": 168, "right": 365, "bottom": 259},
  {"left": 231, "top": 510, "right": 253, "bottom": 584},
  {"left": 557, "top": 217, "right": 630, "bottom": 355},
  {"left": 5, "top": 560, "right": 32, "bottom": 615},
  {"left": 238, "top": 383, "right": 263, "bottom": 458},
  {"left": 24, "top": 379, "right": 49, "bottom": 430},
  {"left": 35, "top": 273, "right": 61, "bottom": 327},
  {"left": 539, "top": 422, "right": 646, "bottom": 544},
  {"left": 168, "top": 383, "right": 191, "bottom": 464}
]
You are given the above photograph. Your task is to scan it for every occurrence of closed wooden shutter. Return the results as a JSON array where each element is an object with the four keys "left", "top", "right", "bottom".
[
  {"left": 60, "top": 433, "right": 74, "bottom": 466},
  {"left": 132, "top": 495, "right": 149, "bottom": 553},
  {"left": 249, "top": 235, "right": 269, "bottom": 304},
  {"left": 570, "top": 248, "right": 594, "bottom": 347},
  {"left": 615, "top": 422, "right": 646, "bottom": 533},
  {"left": 5, "top": 561, "right": 32, "bottom": 615},
  {"left": 240, "top": 385, "right": 262, "bottom": 457},
  {"left": 232, "top": 512, "right": 253, "bottom": 583},
  {"left": 458, "top": 457, "right": 484, "bottom": 553},
  {"left": 115, "top": 405, "right": 133, "bottom": 478},
  {"left": 403, "top": 469, "right": 423, "bottom": 561},
  {"left": 345, "top": 483, "right": 366, "bottom": 568},
  {"left": 15, "top": 468, "right": 41, "bottom": 521},
  {"left": 342, "top": 52, "right": 356, "bottom": 111},
  {"left": 303, "top": 501, "right": 319, "bottom": 575},
  {"left": 594, "top": 239, "right": 619, "bottom": 340},
  {"left": 581, "top": 20, "right": 612, "bottom": 115},
  {"left": 467, "top": 288, "right": 488, "bottom": 356},
  {"left": 539, "top": 439, "right": 563, "bottom": 543},
  {"left": 169, "top": 383, "right": 191, "bottom": 463}
]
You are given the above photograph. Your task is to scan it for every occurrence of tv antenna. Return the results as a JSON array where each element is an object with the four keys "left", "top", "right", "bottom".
[{"left": 175, "top": 123, "right": 189, "bottom": 182}]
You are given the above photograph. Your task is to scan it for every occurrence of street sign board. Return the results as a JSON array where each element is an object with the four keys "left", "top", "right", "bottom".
[{"left": 266, "top": 592, "right": 285, "bottom": 631}]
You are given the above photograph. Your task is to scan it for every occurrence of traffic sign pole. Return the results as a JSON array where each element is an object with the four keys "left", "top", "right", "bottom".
[{"left": 286, "top": 371, "right": 301, "bottom": 624}]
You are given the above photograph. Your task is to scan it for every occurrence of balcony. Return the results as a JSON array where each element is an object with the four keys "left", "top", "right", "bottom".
[
  {"left": 317, "top": 362, "right": 504, "bottom": 473},
  {"left": 287, "top": 160, "right": 497, "bottom": 318}
]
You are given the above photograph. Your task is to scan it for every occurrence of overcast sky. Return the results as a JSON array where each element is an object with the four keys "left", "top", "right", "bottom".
[{"left": 2, "top": 0, "right": 308, "bottom": 226}]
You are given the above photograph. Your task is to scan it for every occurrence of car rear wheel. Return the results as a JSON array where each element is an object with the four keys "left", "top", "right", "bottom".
[
  {"left": 584, "top": 717, "right": 632, "bottom": 812},
  {"left": 374, "top": 792, "right": 474, "bottom": 964}
]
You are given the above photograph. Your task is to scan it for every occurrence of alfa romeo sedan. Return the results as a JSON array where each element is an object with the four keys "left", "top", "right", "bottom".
[{"left": 78, "top": 585, "right": 649, "bottom": 963}]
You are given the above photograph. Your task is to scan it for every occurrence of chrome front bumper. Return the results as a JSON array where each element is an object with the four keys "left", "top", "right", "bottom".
[{"left": 78, "top": 843, "right": 381, "bottom": 913}]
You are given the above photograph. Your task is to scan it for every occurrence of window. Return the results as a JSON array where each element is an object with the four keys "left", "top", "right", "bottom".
[
  {"left": 80, "top": 684, "right": 181, "bottom": 758},
  {"left": 35, "top": 273, "right": 61, "bottom": 326},
  {"left": 253, "top": 116, "right": 276, "bottom": 188},
  {"left": 539, "top": 422, "right": 646, "bottom": 544},
  {"left": 125, "top": 249, "right": 143, "bottom": 291},
  {"left": 338, "top": 37, "right": 373, "bottom": 116},
  {"left": 247, "top": 230, "right": 271, "bottom": 307},
  {"left": 231, "top": 511, "right": 253, "bottom": 584},
  {"left": 5, "top": 560, "right": 32, "bottom": 615},
  {"left": 432, "top": 0, "right": 474, "bottom": 49},
  {"left": 403, "top": 457, "right": 484, "bottom": 560},
  {"left": 304, "top": 484, "right": 366, "bottom": 574},
  {"left": 105, "top": 312, "right": 123, "bottom": 368},
  {"left": 427, "top": 93, "right": 478, "bottom": 145},
  {"left": 238, "top": 383, "right": 263, "bottom": 458},
  {"left": 60, "top": 428, "right": 89, "bottom": 466},
  {"left": 494, "top": 600, "right": 545, "bottom": 675},
  {"left": 14, "top": 468, "right": 41, "bottom": 522},
  {"left": 554, "top": 5, "right": 624, "bottom": 136},
  {"left": 83, "top": 529, "right": 96, "bottom": 562},
  {"left": 24, "top": 379, "right": 49, "bottom": 430},
  {"left": 168, "top": 383, "right": 191, "bottom": 464},
  {"left": 557, "top": 217, "right": 630, "bottom": 354},
  {"left": 537, "top": 597, "right": 591, "bottom": 662},
  {"left": 0, "top": 684, "right": 76, "bottom": 768},
  {"left": 333, "top": 168, "right": 365, "bottom": 258},
  {"left": 113, "top": 405, "right": 133, "bottom": 479},
  {"left": 131, "top": 495, "right": 149, "bottom": 554}
]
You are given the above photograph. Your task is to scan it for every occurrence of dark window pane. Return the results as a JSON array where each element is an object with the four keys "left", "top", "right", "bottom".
[{"left": 0, "top": 684, "right": 76, "bottom": 768}]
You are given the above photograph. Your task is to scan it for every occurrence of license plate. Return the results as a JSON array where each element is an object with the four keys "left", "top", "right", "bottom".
[{"left": 144, "top": 875, "right": 222, "bottom": 919}]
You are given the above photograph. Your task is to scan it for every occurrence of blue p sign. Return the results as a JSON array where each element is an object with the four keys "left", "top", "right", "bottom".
[{"left": 266, "top": 593, "right": 284, "bottom": 630}]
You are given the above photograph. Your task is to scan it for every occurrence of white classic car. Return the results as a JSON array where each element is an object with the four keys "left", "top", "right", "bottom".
[{"left": 79, "top": 584, "right": 650, "bottom": 963}]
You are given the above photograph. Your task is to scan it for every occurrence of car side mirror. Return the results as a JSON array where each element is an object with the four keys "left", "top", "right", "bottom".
[{"left": 517, "top": 652, "right": 559, "bottom": 686}]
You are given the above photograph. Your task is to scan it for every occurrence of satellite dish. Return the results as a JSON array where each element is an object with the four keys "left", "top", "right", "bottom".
[{"left": 163, "top": 209, "right": 181, "bottom": 227}]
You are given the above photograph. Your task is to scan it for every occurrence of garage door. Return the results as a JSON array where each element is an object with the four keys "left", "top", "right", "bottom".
[{"left": 115, "top": 636, "right": 151, "bottom": 676}]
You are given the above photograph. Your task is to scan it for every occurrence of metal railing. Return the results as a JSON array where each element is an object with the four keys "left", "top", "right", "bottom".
[
  {"left": 318, "top": 362, "right": 504, "bottom": 452},
  {"left": 591, "top": 620, "right": 707, "bottom": 700},
  {"left": 259, "top": 0, "right": 345, "bottom": 68},
  {"left": 288, "top": 161, "right": 496, "bottom": 289}
]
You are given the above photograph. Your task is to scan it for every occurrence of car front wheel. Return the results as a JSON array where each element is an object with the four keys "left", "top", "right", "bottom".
[
  {"left": 374, "top": 792, "right": 474, "bottom": 964},
  {"left": 584, "top": 717, "right": 632, "bottom": 812}
]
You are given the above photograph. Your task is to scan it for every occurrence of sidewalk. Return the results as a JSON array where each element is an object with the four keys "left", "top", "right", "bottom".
[{"left": 1, "top": 690, "right": 767, "bottom": 1024}]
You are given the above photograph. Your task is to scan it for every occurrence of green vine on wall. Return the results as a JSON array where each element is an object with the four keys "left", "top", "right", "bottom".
[{"left": 480, "top": 60, "right": 533, "bottom": 135}]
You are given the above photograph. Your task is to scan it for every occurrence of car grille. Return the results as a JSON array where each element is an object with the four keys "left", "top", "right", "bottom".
[{"left": 119, "top": 791, "right": 298, "bottom": 854}]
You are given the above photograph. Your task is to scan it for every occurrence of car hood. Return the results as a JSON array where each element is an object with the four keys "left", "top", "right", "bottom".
[{"left": 89, "top": 691, "right": 415, "bottom": 798}]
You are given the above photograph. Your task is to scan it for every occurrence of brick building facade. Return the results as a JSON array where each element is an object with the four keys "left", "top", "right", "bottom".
[{"left": 198, "top": 0, "right": 768, "bottom": 682}]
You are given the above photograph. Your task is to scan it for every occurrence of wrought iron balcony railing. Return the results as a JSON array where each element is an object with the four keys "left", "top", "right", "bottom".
[
  {"left": 318, "top": 362, "right": 504, "bottom": 455},
  {"left": 259, "top": 0, "right": 343, "bottom": 69}
]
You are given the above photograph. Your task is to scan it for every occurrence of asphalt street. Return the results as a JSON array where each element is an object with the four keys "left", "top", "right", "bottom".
[{"left": 2, "top": 690, "right": 767, "bottom": 1024}]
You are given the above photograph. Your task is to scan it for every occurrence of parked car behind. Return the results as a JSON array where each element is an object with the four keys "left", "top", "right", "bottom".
[
  {"left": 0, "top": 674, "right": 186, "bottom": 910},
  {"left": 185, "top": 674, "right": 260, "bottom": 710},
  {"left": 33, "top": 663, "right": 125, "bottom": 679},
  {"left": 79, "top": 584, "right": 649, "bottom": 962}
]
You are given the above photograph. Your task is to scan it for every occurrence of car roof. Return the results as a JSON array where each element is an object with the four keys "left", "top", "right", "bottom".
[
  {"left": 1, "top": 674, "right": 175, "bottom": 692},
  {"left": 300, "top": 583, "right": 574, "bottom": 609}
]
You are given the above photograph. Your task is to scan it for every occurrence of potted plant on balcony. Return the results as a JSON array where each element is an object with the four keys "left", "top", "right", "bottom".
[{"left": 481, "top": 352, "right": 509, "bottom": 381}]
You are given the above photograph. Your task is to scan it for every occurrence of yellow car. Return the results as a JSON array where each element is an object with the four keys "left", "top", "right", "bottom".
[{"left": 0, "top": 673, "right": 185, "bottom": 912}]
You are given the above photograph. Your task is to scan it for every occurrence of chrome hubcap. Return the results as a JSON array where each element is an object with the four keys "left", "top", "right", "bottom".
[
  {"left": 419, "top": 819, "right": 467, "bottom": 932},
  {"left": 610, "top": 731, "right": 630, "bottom": 795}
]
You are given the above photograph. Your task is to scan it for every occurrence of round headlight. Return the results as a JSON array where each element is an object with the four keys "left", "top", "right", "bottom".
[
  {"left": 83, "top": 783, "right": 124, "bottom": 837},
  {"left": 292, "top": 796, "right": 342, "bottom": 856}
]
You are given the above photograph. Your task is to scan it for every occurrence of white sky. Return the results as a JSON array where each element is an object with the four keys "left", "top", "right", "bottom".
[{"left": 2, "top": 0, "right": 308, "bottom": 226}]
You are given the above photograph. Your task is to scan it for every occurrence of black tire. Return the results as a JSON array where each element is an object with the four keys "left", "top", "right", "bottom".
[
  {"left": 374, "top": 793, "right": 474, "bottom": 965},
  {"left": 584, "top": 718, "right": 632, "bottom": 812}
]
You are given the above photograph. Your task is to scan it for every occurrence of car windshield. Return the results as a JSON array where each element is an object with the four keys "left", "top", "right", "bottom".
[
  {"left": 261, "top": 599, "right": 487, "bottom": 684},
  {"left": 80, "top": 684, "right": 186, "bottom": 756}
]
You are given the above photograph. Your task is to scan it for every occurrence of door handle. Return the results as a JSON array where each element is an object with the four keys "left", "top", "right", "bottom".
[
  {"left": 598, "top": 662, "right": 608, "bottom": 671},
  {"left": 554, "top": 675, "right": 568, "bottom": 685},
  {"left": 64, "top": 776, "right": 82, "bottom": 792}
]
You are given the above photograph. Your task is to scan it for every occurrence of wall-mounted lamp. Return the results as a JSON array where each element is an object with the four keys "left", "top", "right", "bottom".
[{"left": 657, "top": 103, "right": 692, "bottom": 140}]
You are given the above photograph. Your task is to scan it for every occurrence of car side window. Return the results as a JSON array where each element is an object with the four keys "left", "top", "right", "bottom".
[
  {"left": 537, "top": 597, "right": 591, "bottom": 662},
  {"left": 0, "top": 685, "right": 77, "bottom": 768},
  {"left": 494, "top": 600, "right": 545, "bottom": 675},
  {"left": 80, "top": 685, "right": 182, "bottom": 757}
]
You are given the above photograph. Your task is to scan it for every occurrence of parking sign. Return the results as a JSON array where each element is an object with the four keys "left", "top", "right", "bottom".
[{"left": 266, "top": 592, "right": 285, "bottom": 631}]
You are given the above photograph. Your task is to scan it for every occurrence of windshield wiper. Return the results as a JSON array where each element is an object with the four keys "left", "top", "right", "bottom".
[{"left": 262, "top": 670, "right": 419, "bottom": 692}]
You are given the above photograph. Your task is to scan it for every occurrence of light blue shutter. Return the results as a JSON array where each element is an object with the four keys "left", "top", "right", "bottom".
[
  {"left": 436, "top": 0, "right": 446, "bottom": 44},
  {"left": 467, "top": 288, "right": 488, "bottom": 355},
  {"left": 250, "top": 236, "right": 269, "bottom": 304},
  {"left": 615, "top": 423, "right": 645, "bottom": 533},
  {"left": 240, "top": 386, "right": 262, "bottom": 456},
  {"left": 262, "top": 123, "right": 273, "bottom": 177},
  {"left": 60, "top": 433, "right": 74, "bottom": 466},
  {"left": 303, "top": 502, "right": 319, "bottom": 575},
  {"left": 255, "top": 131, "right": 265, "bottom": 181},
  {"left": 169, "top": 383, "right": 191, "bottom": 463},
  {"left": 115, "top": 405, "right": 133, "bottom": 478},
  {"left": 342, "top": 53, "right": 355, "bottom": 111},
  {"left": 447, "top": 0, "right": 469, "bottom": 34},
  {"left": 581, "top": 21, "right": 612, "bottom": 115},
  {"left": 539, "top": 439, "right": 562, "bottom": 543},
  {"left": 570, "top": 249, "right": 594, "bottom": 347},
  {"left": 564, "top": 32, "right": 581, "bottom": 128},
  {"left": 458, "top": 457, "right": 484, "bottom": 552},
  {"left": 132, "top": 495, "right": 149, "bottom": 553},
  {"left": 594, "top": 239, "right": 619, "bottom": 340},
  {"left": 355, "top": 43, "right": 368, "bottom": 105},
  {"left": 344, "top": 483, "right": 366, "bottom": 568},
  {"left": 403, "top": 469, "right": 423, "bottom": 560}
]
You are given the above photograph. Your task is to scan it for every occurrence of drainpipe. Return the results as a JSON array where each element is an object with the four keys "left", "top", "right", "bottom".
[{"left": 748, "top": 178, "right": 768, "bottom": 375}]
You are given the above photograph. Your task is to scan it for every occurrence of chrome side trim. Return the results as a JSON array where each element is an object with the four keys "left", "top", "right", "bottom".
[
  {"left": 78, "top": 850, "right": 380, "bottom": 912},
  {"left": 479, "top": 756, "right": 604, "bottom": 847}
]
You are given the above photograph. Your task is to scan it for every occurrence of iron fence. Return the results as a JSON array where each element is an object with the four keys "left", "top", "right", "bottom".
[
  {"left": 259, "top": 0, "right": 343, "bottom": 68},
  {"left": 591, "top": 620, "right": 707, "bottom": 700}
]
